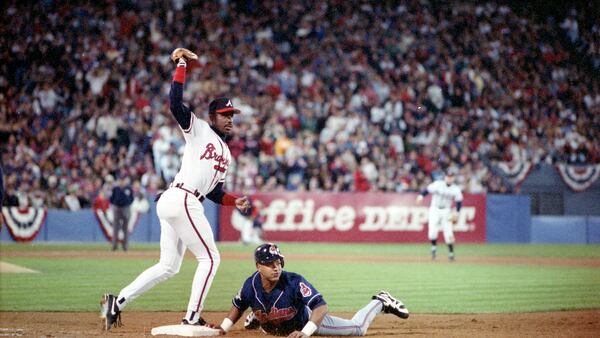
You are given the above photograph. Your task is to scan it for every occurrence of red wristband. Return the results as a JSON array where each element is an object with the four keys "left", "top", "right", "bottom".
[
  {"left": 222, "top": 193, "right": 238, "bottom": 206},
  {"left": 173, "top": 66, "right": 186, "bottom": 83}
]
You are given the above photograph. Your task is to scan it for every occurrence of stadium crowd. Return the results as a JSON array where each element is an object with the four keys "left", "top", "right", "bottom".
[
  {"left": 1, "top": 0, "right": 598, "bottom": 209},
  {"left": 560, "top": 5, "right": 600, "bottom": 72}
]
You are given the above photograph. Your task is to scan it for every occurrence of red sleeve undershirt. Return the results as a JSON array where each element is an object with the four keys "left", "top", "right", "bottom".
[
  {"left": 222, "top": 193, "right": 237, "bottom": 206},
  {"left": 173, "top": 66, "right": 186, "bottom": 83}
]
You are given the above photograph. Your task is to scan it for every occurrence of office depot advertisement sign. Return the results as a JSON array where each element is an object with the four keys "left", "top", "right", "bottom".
[{"left": 220, "top": 193, "right": 486, "bottom": 243}]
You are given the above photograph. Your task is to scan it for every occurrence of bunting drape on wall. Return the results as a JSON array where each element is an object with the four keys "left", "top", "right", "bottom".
[
  {"left": 555, "top": 163, "right": 600, "bottom": 192},
  {"left": 2, "top": 207, "right": 47, "bottom": 242}
]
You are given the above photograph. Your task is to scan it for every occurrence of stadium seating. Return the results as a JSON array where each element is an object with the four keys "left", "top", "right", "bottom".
[{"left": 1, "top": 1, "right": 598, "bottom": 208}]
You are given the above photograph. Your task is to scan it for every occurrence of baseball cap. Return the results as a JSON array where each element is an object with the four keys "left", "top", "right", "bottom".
[{"left": 209, "top": 97, "right": 241, "bottom": 115}]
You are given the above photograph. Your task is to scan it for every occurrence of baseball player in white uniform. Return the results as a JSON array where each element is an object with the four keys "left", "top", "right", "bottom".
[
  {"left": 101, "top": 48, "right": 250, "bottom": 330},
  {"left": 416, "top": 171, "right": 463, "bottom": 261}
]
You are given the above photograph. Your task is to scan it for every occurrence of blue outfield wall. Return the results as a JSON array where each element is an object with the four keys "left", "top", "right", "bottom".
[
  {"left": 531, "top": 216, "right": 586, "bottom": 244},
  {"left": 44, "top": 209, "right": 100, "bottom": 242},
  {"left": 589, "top": 217, "right": 600, "bottom": 244},
  {"left": 531, "top": 216, "right": 600, "bottom": 244},
  {"left": 485, "top": 194, "right": 531, "bottom": 243},
  {"left": 0, "top": 199, "right": 220, "bottom": 243}
]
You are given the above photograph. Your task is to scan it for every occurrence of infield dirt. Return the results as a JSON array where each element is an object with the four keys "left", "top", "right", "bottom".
[{"left": 0, "top": 310, "right": 598, "bottom": 337}]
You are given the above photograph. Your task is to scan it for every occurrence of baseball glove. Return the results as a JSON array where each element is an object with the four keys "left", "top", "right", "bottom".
[
  {"left": 171, "top": 48, "right": 198, "bottom": 63},
  {"left": 449, "top": 212, "right": 459, "bottom": 224}
]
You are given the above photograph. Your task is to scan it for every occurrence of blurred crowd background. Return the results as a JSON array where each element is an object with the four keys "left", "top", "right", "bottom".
[{"left": 1, "top": 0, "right": 598, "bottom": 209}]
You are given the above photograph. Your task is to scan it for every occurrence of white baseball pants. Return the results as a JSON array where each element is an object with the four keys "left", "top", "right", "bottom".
[
  {"left": 427, "top": 207, "right": 455, "bottom": 243},
  {"left": 116, "top": 188, "right": 220, "bottom": 322}
]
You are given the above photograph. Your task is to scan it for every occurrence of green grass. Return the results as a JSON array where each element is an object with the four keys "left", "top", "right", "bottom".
[
  {"left": 1, "top": 243, "right": 599, "bottom": 313},
  {"left": 3, "top": 242, "right": 600, "bottom": 258}
]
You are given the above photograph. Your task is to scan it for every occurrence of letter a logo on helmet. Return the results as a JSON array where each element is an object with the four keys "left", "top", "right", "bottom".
[{"left": 226, "top": 100, "right": 233, "bottom": 107}]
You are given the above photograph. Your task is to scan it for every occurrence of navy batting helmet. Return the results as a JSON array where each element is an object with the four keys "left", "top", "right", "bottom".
[{"left": 255, "top": 243, "right": 285, "bottom": 268}]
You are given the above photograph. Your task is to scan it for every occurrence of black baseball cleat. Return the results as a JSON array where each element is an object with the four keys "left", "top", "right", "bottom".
[
  {"left": 244, "top": 312, "right": 260, "bottom": 330},
  {"left": 100, "top": 294, "right": 122, "bottom": 331},
  {"left": 372, "top": 291, "right": 409, "bottom": 319},
  {"left": 181, "top": 317, "right": 207, "bottom": 325}
]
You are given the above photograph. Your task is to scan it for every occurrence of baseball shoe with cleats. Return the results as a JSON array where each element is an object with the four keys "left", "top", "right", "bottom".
[
  {"left": 372, "top": 291, "right": 409, "bottom": 319},
  {"left": 244, "top": 312, "right": 260, "bottom": 330},
  {"left": 181, "top": 316, "right": 207, "bottom": 326},
  {"left": 100, "top": 294, "right": 122, "bottom": 331}
]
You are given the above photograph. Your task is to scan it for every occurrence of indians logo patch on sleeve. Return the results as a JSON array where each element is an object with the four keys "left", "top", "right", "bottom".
[{"left": 299, "top": 282, "right": 312, "bottom": 297}]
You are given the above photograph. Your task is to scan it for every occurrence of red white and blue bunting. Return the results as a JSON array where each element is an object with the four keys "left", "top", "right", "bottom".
[
  {"left": 93, "top": 207, "right": 141, "bottom": 242},
  {"left": 496, "top": 161, "right": 533, "bottom": 188},
  {"left": 555, "top": 163, "right": 600, "bottom": 192},
  {"left": 1, "top": 207, "right": 47, "bottom": 242}
]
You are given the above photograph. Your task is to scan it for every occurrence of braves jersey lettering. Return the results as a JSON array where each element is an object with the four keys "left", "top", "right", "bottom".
[
  {"left": 232, "top": 271, "right": 326, "bottom": 336},
  {"left": 199, "top": 143, "right": 230, "bottom": 173},
  {"left": 173, "top": 117, "right": 231, "bottom": 195}
]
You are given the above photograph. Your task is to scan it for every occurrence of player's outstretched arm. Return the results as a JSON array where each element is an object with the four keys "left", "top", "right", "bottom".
[
  {"left": 206, "top": 182, "right": 249, "bottom": 212},
  {"left": 219, "top": 305, "right": 244, "bottom": 335},
  {"left": 169, "top": 48, "right": 197, "bottom": 131},
  {"left": 288, "top": 304, "right": 328, "bottom": 338}
]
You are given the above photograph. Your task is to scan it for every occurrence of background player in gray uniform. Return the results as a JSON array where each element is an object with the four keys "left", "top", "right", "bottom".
[
  {"left": 416, "top": 171, "right": 463, "bottom": 260},
  {"left": 217, "top": 243, "right": 409, "bottom": 337}
]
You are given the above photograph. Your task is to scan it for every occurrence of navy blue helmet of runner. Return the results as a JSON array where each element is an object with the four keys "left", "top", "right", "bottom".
[{"left": 254, "top": 243, "right": 285, "bottom": 268}]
